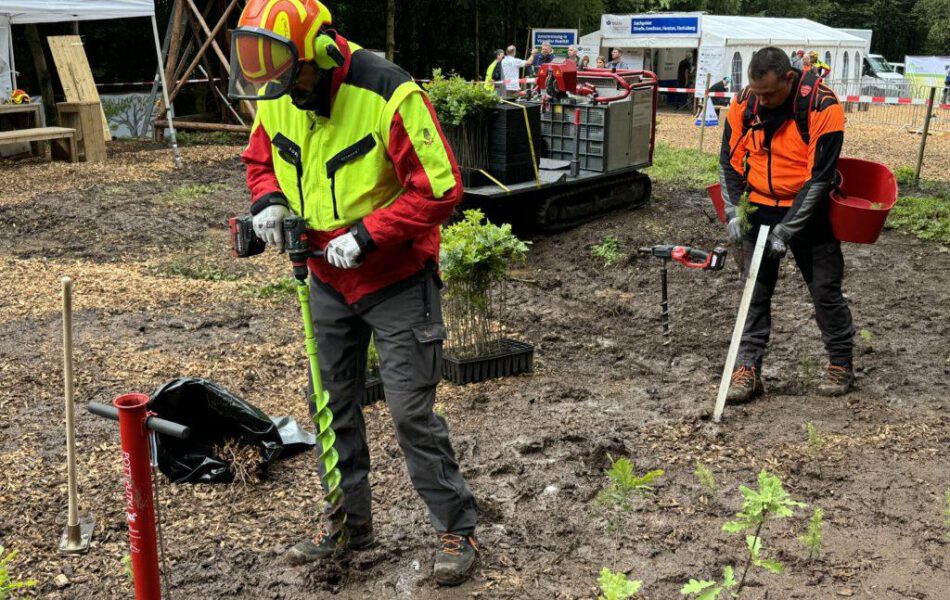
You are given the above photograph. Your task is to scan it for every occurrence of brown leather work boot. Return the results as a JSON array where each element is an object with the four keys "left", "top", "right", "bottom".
[
  {"left": 817, "top": 362, "right": 854, "bottom": 396},
  {"left": 726, "top": 364, "right": 764, "bottom": 404},
  {"left": 433, "top": 533, "right": 479, "bottom": 586}
]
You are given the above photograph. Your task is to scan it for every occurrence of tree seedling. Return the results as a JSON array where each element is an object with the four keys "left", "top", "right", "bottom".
[
  {"left": 798, "top": 355, "right": 820, "bottom": 381},
  {"left": 799, "top": 507, "right": 824, "bottom": 561},
  {"left": 122, "top": 553, "right": 134, "bottom": 585},
  {"left": 597, "top": 456, "right": 664, "bottom": 511},
  {"left": 737, "top": 193, "right": 759, "bottom": 236},
  {"left": 592, "top": 236, "right": 623, "bottom": 267},
  {"left": 680, "top": 566, "right": 736, "bottom": 600},
  {"left": 0, "top": 546, "right": 36, "bottom": 599},
  {"left": 805, "top": 422, "right": 825, "bottom": 478},
  {"left": 859, "top": 328, "right": 874, "bottom": 352},
  {"left": 721, "top": 470, "right": 806, "bottom": 594},
  {"left": 694, "top": 462, "right": 718, "bottom": 496},
  {"left": 598, "top": 567, "right": 642, "bottom": 600},
  {"left": 943, "top": 488, "right": 950, "bottom": 540}
]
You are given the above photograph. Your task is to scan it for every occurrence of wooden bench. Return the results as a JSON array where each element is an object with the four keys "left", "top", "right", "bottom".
[{"left": 0, "top": 127, "right": 78, "bottom": 162}]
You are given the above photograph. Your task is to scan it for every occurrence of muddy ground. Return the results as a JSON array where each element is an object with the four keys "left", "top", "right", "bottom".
[{"left": 1, "top": 120, "right": 948, "bottom": 600}]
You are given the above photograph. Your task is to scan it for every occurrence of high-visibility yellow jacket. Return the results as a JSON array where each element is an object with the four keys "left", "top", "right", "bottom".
[{"left": 242, "top": 35, "right": 462, "bottom": 303}]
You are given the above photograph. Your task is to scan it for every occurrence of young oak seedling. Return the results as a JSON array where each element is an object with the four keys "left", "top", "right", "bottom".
[
  {"left": 597, "top": 456, "right": 664, "bottom": 512},
  {"left": 799, "top": 507, "right": 824, "bottom": 561},
  {"left": 721, "top": 470, "right": 806, "bottom": 593},
  {"left": 681, "top": 565, "right": 737, "bottom": 600},
  {"left": 0, "top": 546, "right": 37, "bottom": 598},
  {"left": 597, "top": 567, "right": 642, "bottom": 600},
  {"left": 592, "top": 236, "right": 624, "bottom": 267}
]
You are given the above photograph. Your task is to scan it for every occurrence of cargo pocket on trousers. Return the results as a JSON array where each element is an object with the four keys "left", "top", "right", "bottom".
[{"left": 412, "top": 322, "right": 447, "bottom": 387}]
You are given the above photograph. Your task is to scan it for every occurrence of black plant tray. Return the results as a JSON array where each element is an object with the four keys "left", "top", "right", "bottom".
[
  {"left": 362, "top": 377, "right": 385, "bottom": 406},
  {"left": 442, "top": 338, "right": 534, "bottom": 385}
]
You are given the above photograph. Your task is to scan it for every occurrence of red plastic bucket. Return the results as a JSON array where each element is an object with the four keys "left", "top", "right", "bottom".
[
  {"left": 707, "top": 182, "right": 726, "bottom": 223},
  {"left": 829, "top": 158, "right": 897, "bottom": 244}
]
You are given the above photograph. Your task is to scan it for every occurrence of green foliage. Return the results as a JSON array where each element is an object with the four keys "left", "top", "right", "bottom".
[
  {"left": 597, "top": 456, "right": 664, "bottom": 511},
  {"left": 746, "top": 534, "right": 784, "bottom": 574},
  {"left": 164, "top": 259, "right": 240, "bottom": 282},
  {"left": 800, "top": 507, "right": 825, "bottom": 560},
  {"left": 424, "top": 69, "right": 499, "bottom": 127},
  {"left": 888, "top": 194, "right": 950, "bottom": 244},
  {"left": 0, "top": 546, "right": 36, "bottom": 599},
  {"left": 253, "top": 277, "right": 298, "bottom": 300},
  {"left": 598, "top": 567, "right": 642, "bottom": 600},
  {"left": 859, "top": 328, "right": 874, "bottom": 351},
  {"left": 174, "top": 131, "right": 243, "bottom": 146},
  {"left": 722, "top": 470, "right": 806, "bottom": 534},
  {"left": 943, "top": 488, "right": 950, "bottom": 539},
  {"left": 798, "top": 354, "right": 820, "bottom": 380},
  {"left": 736, "top": 194, "right": 759, "bottom": 236},
  {"left": 122, "top": 553, "right": 134, "bottom": 585},
  {"left": 645, "top": 143, "right": 718, "bottom": 188},
  {"left": 894, "top": 166, "right": 917, "bottom": 186},
  {"left": 441, "top": 210, "right": 530, "bottom": 293},
  {"left": 680, "top": 566, "right": 736, "bottom": 600},
  {"left": 592, "top": 236, "right": 623, "bottom": 267},
  {"left": 165, "top": 182, "right": 226, "bottom": 203},
  {"left": 806, "top": 422, "right": 825, "bottom": 460},
  {"left": 694, "top": 462, "right": 717, "bottom": 495},
  {"left": 367, "top": 337, "right": 381, "bottom": 376}
]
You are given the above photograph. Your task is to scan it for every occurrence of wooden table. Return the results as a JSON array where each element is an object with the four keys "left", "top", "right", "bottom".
[{"left": 0, "top": 103, "right": 45, "bottom": 156}]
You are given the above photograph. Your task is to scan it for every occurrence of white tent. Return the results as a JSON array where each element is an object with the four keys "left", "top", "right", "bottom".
[
  {"left": 598, "top": 13, "right": 869, "bottom": 96},
  {"left": 0, "top": 0, "right": 180, "bottom": 166}
]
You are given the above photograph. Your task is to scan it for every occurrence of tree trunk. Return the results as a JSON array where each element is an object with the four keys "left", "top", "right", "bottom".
[
  {"left": 386, "top": 0, "right": 395, "bottom": 62},
  {"left": 25, "top": 24, "right": 57, "bottom": 125}
]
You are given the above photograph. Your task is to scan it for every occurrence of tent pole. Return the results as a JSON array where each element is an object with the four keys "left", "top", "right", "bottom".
[
  {"left": 151, "top": 14, "right": 182, "bottom": 168},
  {"left": 8, "top": 22, "right": 16, "bottom": 91}
]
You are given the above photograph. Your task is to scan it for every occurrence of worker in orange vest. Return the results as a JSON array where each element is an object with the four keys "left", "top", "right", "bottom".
[{"left": 719, "top": 47, "right": 856, "bottom": 403}]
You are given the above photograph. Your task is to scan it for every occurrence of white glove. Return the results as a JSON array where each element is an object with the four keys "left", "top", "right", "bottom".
[
  {"left": 252, "top": 205, "right": 289, "bottom": 251},
  {"left": 324, "top": 232, "right": 363, "bottom": 269},
  {"left": 726, "top": 217, "right": 744, "bottom": 244}
]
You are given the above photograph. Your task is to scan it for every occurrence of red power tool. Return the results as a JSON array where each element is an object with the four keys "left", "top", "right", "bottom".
[{"left": 638, "top": 244, "right": 728, "bottom": 344}]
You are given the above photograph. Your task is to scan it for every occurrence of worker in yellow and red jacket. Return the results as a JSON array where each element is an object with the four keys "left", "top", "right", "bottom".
[
  {"left": 719, "top": 46, "right": 856, "bottom": 403},
  {"left": 228, "top": 0, "right": 477, "bottom": 585}
]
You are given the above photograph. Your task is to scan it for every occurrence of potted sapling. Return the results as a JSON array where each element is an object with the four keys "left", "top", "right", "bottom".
[
  {"left": 425, "top": 70, "right": 500, "bottom": 185},
  {"left": 439, "top": 209, "right": 532, "bottom": 384}
]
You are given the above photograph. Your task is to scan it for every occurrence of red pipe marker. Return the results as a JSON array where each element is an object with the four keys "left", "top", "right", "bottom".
[{"left": 115, "top": 393, "right": 162, "bottom": 600}]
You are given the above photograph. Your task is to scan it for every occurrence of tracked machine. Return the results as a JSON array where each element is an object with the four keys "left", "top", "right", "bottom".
[{"left": 461, "top": 62, "right": 658, "bottom": 232}]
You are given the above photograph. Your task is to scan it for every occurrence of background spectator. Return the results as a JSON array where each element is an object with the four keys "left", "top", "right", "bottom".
[
  {"left": 608, "top": 48, "right": 628, "bottom": 70},
  {"left": 501, "top": 44, "right": 536, "bottom": 97}
]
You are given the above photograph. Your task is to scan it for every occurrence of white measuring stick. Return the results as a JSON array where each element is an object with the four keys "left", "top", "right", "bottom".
[{"left": 713, "top": 225, "right": 770, "bottom": 423}]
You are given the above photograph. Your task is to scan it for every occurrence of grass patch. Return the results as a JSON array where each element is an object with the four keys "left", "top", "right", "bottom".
[
  {"left": 252, "top": 277, "right": 298, "bottom": 300},
  {"left": 887, "top": 193, "right": 950, "bottom": 244},
  {"left": 175, "top": 131, "right": 244, "bottom": 146},
  {"left": 165, "top": 183, "right": 226, "bottom": 203},
  {"left": 645, "top": 143, "right": 718, "bottom": 188},
  {"left": 163, "top": 259, "right": 240, "bottom": 282}
]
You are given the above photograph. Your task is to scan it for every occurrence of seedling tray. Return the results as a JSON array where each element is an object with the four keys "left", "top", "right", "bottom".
[
  {"left": 442, "top": 338, "right": 534, "bottom": 385},
  {"left": 362, "top": 377, "right": 385, "bottom": 406}
]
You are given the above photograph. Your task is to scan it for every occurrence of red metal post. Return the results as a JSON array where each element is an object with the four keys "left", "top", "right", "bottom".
[{"left": 114, "top": 393, "right": 161, "bottom": 600}]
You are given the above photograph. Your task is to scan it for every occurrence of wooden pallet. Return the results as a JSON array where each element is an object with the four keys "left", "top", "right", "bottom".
[
  {"left": 47, "top": 35, "right": 111, "bottom": 142},
  {"left": 0, "top": 127, "right": 78, "bottom": 162}
]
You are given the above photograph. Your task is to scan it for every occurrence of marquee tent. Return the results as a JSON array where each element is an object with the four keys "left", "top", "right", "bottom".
[
  {"left": 595, "top": 13, "right": 869, "bottom": 96},
  {"left": 0, "top": 0, "right": 181, "bottom": 166}
]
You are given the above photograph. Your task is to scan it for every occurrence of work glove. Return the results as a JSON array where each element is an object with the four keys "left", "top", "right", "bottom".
[
  {"left": 726, "top": 217, "right": 744, "bottom": 245},
  {"left": 766, "top": 233, "right": 787, "bottom": 259},
  {"left": 325, "top": 232, "right": 363, "bottom": 269},
  {"left": 252, "top": 204, "right": 290, "bottom": 251}
]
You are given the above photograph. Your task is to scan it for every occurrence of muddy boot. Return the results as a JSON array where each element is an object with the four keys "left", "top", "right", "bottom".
[
  {"left": 287, "top": 522, "right": 374, "bottom": 565},
  {"left": 726, "top": 364, "right": 764, "bottom": 404},
  {"left": 818, "top": 362, "right": 854, "bottom": 396},
  {"left": 433, "top": 533, "right": 479, "bottom": 586}
]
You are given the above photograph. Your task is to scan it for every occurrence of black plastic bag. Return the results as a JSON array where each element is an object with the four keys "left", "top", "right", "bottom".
[{"left": 147, "top": 378, "right": 314, "bottom": 483}]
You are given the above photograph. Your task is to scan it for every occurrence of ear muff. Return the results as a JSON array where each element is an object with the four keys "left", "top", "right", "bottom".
[{"left": 313, "top": 33, "right": 344, "bottom": 70}]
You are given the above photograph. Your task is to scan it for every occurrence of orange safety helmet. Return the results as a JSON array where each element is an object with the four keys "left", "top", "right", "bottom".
[
  {"left": 9, "top": 89, "right": 30, "bottom": 104},
  {"left": 229, "top": 0, "right": 343, "bottom": 100}
]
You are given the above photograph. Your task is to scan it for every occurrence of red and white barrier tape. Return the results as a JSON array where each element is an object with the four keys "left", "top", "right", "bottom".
[{"left": 658, "top": 86, "right": 950, "bottom": 108}]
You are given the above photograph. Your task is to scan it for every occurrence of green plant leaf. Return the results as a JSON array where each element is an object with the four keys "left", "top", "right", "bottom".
[
  {"left": 598, "top": 567, "right": 642, "bottom": 600},
  {"left": 680, "top": 579, "right": 717, "bottom": 595},
  {"left": 755, "top": 558, "right": 785, "bottom": 574},
  {"left": 721, "top": 565, "right": 737, "bottom": 589},
  {"left": 745, "top": 535, "right": 762, "bottom": 560},
  {"left": 721, "top": 521, "right": 749, "bottom": 533}
]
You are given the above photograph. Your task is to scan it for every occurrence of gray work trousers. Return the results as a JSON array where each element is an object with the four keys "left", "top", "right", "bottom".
[
  {"left": 306, "top": 270, "right": 477, "bottom": 535},
  {"left": 738, "top": 205, "right": 856, "bottom": 367}
]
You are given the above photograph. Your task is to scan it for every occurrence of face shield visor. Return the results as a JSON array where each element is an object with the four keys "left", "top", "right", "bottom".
[{"left": 229, "top": 28, "right": 300, "bottom": 101}]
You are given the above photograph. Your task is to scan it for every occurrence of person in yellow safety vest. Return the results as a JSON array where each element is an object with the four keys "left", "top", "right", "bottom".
[
  {"left": 808, "top": 51, "right": 830, "bottom": 79},
  {"left": 484, "top": 49, "right": 504, "bottom": 92},
  {"left": 228, "top": 0, "right": 478, "bottom": 586}
]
